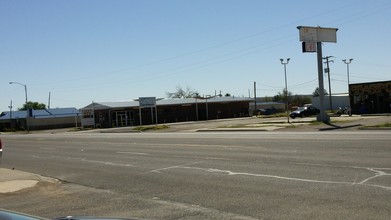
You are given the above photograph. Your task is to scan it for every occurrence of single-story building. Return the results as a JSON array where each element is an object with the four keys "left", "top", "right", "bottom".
[
  {"left": 312, "top": 93, "right": 350, "bottom": 111},
  {"left": 350, "top": 80, "right": 391, "bottom": 114},
  {"left": 81, "top": 97, "right": 254, "bottom": 128},
  {"left": 0, "top": 108, "right": 80, "bottom": 131}
]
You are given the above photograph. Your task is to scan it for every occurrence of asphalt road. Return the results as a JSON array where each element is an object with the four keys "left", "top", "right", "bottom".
[{"left": 1, "top": 131, "right": 391, "bottom": 219}]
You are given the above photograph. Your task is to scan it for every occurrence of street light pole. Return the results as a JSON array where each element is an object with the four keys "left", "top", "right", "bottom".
[
  {"left": 280, "top": 58, "right": 290, "bottom": 123},
  {"left": 9, "top": 82, "right": 28, "bottom": 104},
  {"left": 342, "top": 59, "right": 353, "bottom": 115},
  {"left": 9, "top": 81, "right": 29, "bottom": 131}
]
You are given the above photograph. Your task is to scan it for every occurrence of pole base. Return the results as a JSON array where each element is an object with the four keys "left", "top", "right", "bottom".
[{"left": 317, "top": 113, "right": 330, "bottom": 123}]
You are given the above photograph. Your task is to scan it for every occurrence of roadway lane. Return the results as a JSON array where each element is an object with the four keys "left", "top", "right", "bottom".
[{"left": 1, "top": 131, "right": 391, "bottom": 219}]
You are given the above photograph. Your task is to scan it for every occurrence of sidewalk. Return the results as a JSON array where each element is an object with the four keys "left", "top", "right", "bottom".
[
  {"left": 0, "top": 168, "right": 58, "bottom": 193},
  {"left": 150, "top": 115, "right": 388, "bottom": 132}
]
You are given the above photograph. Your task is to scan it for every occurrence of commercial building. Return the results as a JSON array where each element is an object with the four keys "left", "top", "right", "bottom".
[
  {"left": 350, "top": 80, "right": 391, "bottom": 114},
  {"left": 81, "top": 97, "right": 254, "bottom": 128}
]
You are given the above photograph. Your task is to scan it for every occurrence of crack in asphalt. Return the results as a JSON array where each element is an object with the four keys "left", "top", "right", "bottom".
[{"left": 156, "top": 165, "right": 391, "bottom": 191}]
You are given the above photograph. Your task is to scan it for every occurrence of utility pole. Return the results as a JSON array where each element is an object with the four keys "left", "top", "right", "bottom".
[
  {"left": 323, "top": 56, "right": 334, "bottom": 112},
  {"left": 48, "top": 92, "right": 51, "bottom": 109},
  {"left": 254, "top": 81, "right": 257, "bottom": 115},
  {"left": 9, "top": 100, "right": 13, "bottom": 129}
]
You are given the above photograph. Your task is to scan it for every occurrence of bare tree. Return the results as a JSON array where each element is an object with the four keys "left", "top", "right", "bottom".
[{"left": 166, "top": 85, "right": 198, "bottom": 99}]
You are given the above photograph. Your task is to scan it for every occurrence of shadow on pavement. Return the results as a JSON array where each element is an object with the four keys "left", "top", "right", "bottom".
[{"left": 319, "top": 122, "right": 362, "bottom": 131}]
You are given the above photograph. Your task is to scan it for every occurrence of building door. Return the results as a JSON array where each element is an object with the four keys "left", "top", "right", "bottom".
[{"left": 116, "top": 112, "right": 128, "bottom": 127}]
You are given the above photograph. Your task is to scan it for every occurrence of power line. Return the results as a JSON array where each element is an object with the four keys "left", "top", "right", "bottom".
[{"left": 25, "top": 1, "right": 391, "bottom": 93}]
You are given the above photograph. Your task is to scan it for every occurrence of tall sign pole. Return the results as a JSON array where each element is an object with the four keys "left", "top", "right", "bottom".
[
  {"left": 297, "top": 26, "right": 338, "bottom": 122},
  {"left": 316, "top": 42, "right": 329, "bottom": 122}
]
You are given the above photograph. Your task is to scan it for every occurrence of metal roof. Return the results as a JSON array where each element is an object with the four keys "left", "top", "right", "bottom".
[
  {"left": 82, "top": 97, "right": 254, "bottom": 109},
  {"left": 0, "top": 108, "right": 80, "bottom": 120}
]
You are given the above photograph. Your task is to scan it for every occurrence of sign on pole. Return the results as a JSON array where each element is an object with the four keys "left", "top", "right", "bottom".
[
  {"left": 302, "top": 42, "right": 317, "bottom": 53},
  {"left": 298, "top": 26, "right": 338, "bottom": 43},
  {"left": 138, "top": 97, "right": 157, "bottom": 126},
  {"left": 297, "top": 26, "right": 338, "bottom": 122},
  {"left": 139, "top": 97, "right": 156, "bottom": 108}
]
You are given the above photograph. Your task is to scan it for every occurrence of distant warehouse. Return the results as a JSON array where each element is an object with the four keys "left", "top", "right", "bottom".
[{"left": 0, "top": 108, "right": 80, "bottom": 131}]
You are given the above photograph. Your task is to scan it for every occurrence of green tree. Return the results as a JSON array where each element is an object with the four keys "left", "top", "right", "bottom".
[
  {"left": 291, "top": 95, "right": 311, "bottom": 107},
  {"left": 273, "top": 89, "right": 293, "bottom": 103},
  {"left": 19, "top": 101, "right": 46, "bottom": 110},
  {"left": 272, "top": 90, "right": 311, "bottom": 108},
  {"left": 312, "top": 87, "right": 328, "bottom": 97},
  {"left": 263, "top": 96, "right": 273, "bottom": 102}
]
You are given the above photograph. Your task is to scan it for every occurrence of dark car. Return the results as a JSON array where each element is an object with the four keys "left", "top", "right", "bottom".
[
  {"left": 257, "top": 108, "right": 277, "bottom": 115},
  {"left": 290, "top": 106, "right": 320, "bottom": 119}
]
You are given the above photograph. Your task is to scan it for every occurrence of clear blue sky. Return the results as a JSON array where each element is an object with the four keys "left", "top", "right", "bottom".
[{"left": 1, "top": 0, "right": 390, "bottom": 111}]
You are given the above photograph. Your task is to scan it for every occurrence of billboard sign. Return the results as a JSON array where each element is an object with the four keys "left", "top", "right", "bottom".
[{"left": 298, "top": 26, "right": 338, "bottom": 43}]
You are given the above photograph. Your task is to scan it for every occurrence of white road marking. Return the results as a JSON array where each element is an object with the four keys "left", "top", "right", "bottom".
[
  {"left": 148, "top": 161, "right": 202, "bottom": 174},
  {"left": 181, "top": 166, "right": 352, "bottom": 184},
  {"left": 117, "top": 151, "right": 150, "bottom": 155},
  {"left": 117, "top": 151, "right": 232, "bottom": 161},
  {"left": 176, "top": 155, "right": 232, "bottom": 160},
  {"left": 290, "top": 162, "right": 391, "bottom": 188},
  {"left": 110, "top": 142, "right": 267, "bottom": 150},
  {"left": 153, "top": 165, "right": 391, "bottom": 190},
  {"left": 65, "top": 157, "right": 138, "bottom": 167},
  {"left": 30, "top": 154, "right": 137, "bottom": 167},
  {"left": 31, "top": 154, "right": 138, "bottom": 168},
  {"left": 359, "top": 168, "right": 391, "bottom": 184}
]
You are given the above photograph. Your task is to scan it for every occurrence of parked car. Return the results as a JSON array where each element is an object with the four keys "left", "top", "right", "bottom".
[
  {"left": 257, "top": 108, "right": 277, "bottom": 115},
  {"left": 290, "top": 106, "right": 320, "bottom": 119}
]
